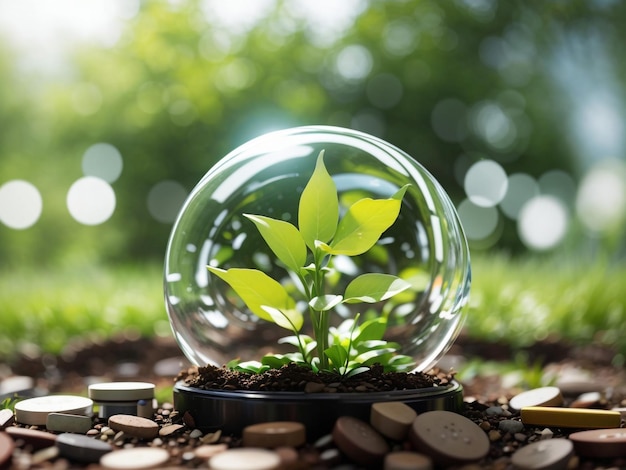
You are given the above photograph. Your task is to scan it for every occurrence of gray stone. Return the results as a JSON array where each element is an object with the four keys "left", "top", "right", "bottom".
[
  {"left": 47, "top": 412, "right": 93, "bottom": 434},
  {"left": 56, "top": 432, "right": 113, "bottom": 463},
  {"left": 498, "top": 419, "right": 524, "bottom": 434}
]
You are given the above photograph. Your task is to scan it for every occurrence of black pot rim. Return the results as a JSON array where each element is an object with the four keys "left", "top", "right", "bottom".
[{"left": 174, "top": 380, "right": 463, "bottom": 402}]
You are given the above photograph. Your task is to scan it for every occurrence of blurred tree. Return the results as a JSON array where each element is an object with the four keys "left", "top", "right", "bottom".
[{"left": 1, "top": 0, "right": 624, "bottom": 266}]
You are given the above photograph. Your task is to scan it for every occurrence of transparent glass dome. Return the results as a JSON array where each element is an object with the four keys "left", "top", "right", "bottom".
[{"left": 165, "top": 126, "right": 470, "bottom": 373}]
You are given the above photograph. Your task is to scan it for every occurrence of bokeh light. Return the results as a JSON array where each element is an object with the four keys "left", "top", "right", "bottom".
[
  {"left": 576, "top": 159, "right": 626, "bottom": 233},
  {"left": 464, "top": 159, "right": 508, "bottom": 207},
  {"left": 0, "top": 180, "right": 43, "bottom": 229},
  {"left": 147, "top": 180, "right": 189, "bottom": 224},
  {"left": 82, "top": 143, "right": 123, "bottom": 183},
  {"left": 66, "top": 177, "right": 116, "bottom": 225},
  {"left": 457, "top": 198, "right": 500, "bottom": 242},
  {"left": 499, "top": 173, "right": 538, "bottom": 220},
  {"left": 518, "top": 195, "right": 569, "bottom": 250}
]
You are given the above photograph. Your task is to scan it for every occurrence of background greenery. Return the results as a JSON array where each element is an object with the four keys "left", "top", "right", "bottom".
[{"left": 1, "top": 1, "right": 625, "bottom": 365}]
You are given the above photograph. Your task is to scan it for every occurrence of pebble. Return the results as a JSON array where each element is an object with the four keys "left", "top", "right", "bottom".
[
  {"left": 370, "top": 401, "right": 417, "bottom": 441},
  {"left": 333, "top": 416, "right": 389, "bottom": 467},
  {"left": 304, "top": 381, "right": 325, "bottom": 393},
  {"left": 188, "top": 428, "right": 203, "bottom": 439},
  {"left": 100, "top": 446, "right": 170, "bottom": 469},
  {"left": 31, "top": 445, "right": 59, "bottom": 465},
  {"left": 0, "top": 409, "right": 15, "bottom": 429},
  {"left": 509, "top": 387, "right": 563, "bottom": 410},
  {"left": 208, "top": 448, "right": 281, "bottom": 470},
  {"left": 88, "top": 382, "right": 155, "bottom": 402},
  {"left": 498, "top": 419, "right": 524, "bottom": 434},
  {"left": 243, "top": 421, "right": 306, "bottom": 448},
  {"left": 0, "top": 432, "right": 15, "bottom": 467},
  {"left": 158, "top": 424, "right": 184, "bottom": 438},
  {"left": 193, "top": 443, "right": 228, "bottom": 460},
  {"left": 108, "top": 415, "right": 159, "bottom": 440},
  {"left": 14, "top": 395, "right": 93, "bottom": 426},
  {"left": 5, "top": 426, "right": 58, "bottom": 449},
  {"left": 47, "top": 412, "right": 93, "bottom": 434},
  {"left": 409, "top": 411, "right": 490, "bottom": 466},
  {"left": 485, "top": 406, "right": 504, "bottom": 416},
  {"left": 384, "top": 450, "right": 433, "bottom": 470},
  {"left": 570, "top": 391, "right": 602, "bottom": 408},
  {"left": 510, "top": 438, "right": 573, "bottom": 470},
  {"left": 55, "top": 432, "right": 113, "bottom": 463},
  {"left": 274, "top": 446, "right": 299, "bottom": 465},
  {"left": 569, "top": 428, "right": 626, "bottom": 458}
]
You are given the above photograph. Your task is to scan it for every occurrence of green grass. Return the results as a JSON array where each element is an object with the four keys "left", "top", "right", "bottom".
[
  {"left": 1, "top": 254, "right": 625, "bottom": 366},
  {"left": 0, "top": 263, "right": 168, "bottom": 361},
  {"left": 467, "top": 253, "right": 626, "bottom": 361}
]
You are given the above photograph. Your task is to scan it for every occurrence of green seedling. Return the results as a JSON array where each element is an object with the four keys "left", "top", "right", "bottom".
[{"left": 208, "top": 151, "right": 414, "bottom": 376}]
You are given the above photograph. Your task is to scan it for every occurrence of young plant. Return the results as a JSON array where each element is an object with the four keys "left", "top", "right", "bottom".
[{"left": 208, "top": 151, "right": 414, "bottom": 376}]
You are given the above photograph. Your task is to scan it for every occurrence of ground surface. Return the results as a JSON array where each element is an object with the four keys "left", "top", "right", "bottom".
[{"left": 1, "top": 334, "right": 625, "bottom": 468}]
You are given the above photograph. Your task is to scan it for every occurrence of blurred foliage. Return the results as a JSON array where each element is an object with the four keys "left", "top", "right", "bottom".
[
  {"left": 1, "top": 253, "right": 624, "bottom": 365},
  {"left": 2, "top": 0, "right": 625, "bottom": 267}
]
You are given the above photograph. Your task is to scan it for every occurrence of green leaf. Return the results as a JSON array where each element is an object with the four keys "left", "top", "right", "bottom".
[
  {"left": 324, "top": 185, "right": 409, "bottom": 256},
  {"left": 344, "top": 273, "right": 412, "bottom": 303},
  {"left": 353, "top": 318, "right": 386, "bottom": 343},
  {"left": 207, "top": 267, "right": 296, "bottom": 322},
  {"left": 355, "top": 348, "right": 396, "bottom": 365},
  {"left": 298, "top": 151, "right": 339, "bottom": 250},
  {"left": 244, "top": 214, "right": 307, "bottom": 272},
  {"left": 261, "top": 354, "right": 293, "bottom": 369},
  {"left": 261, "top": 305, "right": 303, "bottom": 332},
  {"left": 324, "top": 344, "right": 348, "bottom": 369},
  {"left": 309, "top": 294, "right": 343, "bottom": 312}
]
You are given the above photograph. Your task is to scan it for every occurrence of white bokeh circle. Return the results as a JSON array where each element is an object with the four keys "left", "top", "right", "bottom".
[
  {"left": 0, "top": 179, "right": 43, "bottom": 229},
  {"left": 66, "top": 176, "right": 116, "bottom": 225}
]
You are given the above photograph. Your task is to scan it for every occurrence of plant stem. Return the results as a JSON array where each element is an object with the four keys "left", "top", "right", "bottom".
[{"left": 312, "top": 248, "right": 328, "bottom": 370}]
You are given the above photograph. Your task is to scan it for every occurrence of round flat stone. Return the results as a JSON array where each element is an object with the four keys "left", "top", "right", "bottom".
[
  {"left": 409, "top": 411, "right": 489, "bottom": 466},
  {"left": 108, "top": 415, "right": 159, "bottom": 439},
  {"left": 0, "top": 432, "right": 15, "bottom": 468},
  {"left": 0, "top": 409, "right": 14, "bottom": 429},
  {"left": 100, "top": 447, "right": 170, "bottom": 469},
  {"left": 511, "top": 438, "right": 573, "bottom": 470},
  {"left": 208, "top": 448, "right": 281, "bottom": 470},
  {"left": 5, "top": 426, "right": 58, "bottom": 449},
  {"left": 47, "top": 412, "right": 93, "bottom": 434},
  {"left": 509, "top": 387, "right": 563, "bottom": 410},
  {"left": 385, "top": 451, "right": 433, "bottom": 470},
  {"left": 242, "top": 421, "right": 306, "bottom": 448},
  {"left": 371, "top": 401, "right": 417, "bottom": 441},
  {"left": 56, "top": 432, "right": 113, "bottom": 463},
  {"left": 89, "top": 382, "right": 155, "bottom": 401},
  {"left": 569, "top": 428, "right": 626, "bottom": 458},
  {"left": 332, "top": 416, "right": 389, "bottom": 467},
  {"left": 14, "top": 395, "right": 93, "bottom": 425},
  {"left": 194, "top": 443, "right": 228, "bottom": 460}
]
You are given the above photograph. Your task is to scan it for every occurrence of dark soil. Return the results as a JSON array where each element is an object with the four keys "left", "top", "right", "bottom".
[{"left": 177, "top": 362, "right": 454, "bottom": 393}]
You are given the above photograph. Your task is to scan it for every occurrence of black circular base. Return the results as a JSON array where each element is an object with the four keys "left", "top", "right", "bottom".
[{"left": 173, "top": 380, "right": 464, "bottom": 440}]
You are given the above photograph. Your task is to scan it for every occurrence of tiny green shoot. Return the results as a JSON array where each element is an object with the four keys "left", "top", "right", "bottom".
[{"left": 208, "top": 150, "right": 414, "bottom": 376}]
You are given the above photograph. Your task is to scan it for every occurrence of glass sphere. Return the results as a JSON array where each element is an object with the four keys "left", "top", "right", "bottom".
[{"left": 165, "top": 126, "right": 470, "bottom": 373}]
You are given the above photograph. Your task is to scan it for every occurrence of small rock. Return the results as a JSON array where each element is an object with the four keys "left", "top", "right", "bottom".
[
  {"left": 159, "top": 424, "right": 184, "bottom": 438},
  {"left": 488, "top": 430, "right": 502, "bottom": 442},
  {"left": 189, "top": 429, "right": 203, "bottom": 439},
  {"left": 514, "top": 432, "right": 528, "bottom": 443},
  {"left": 479, "top": 421, "right": 491, "bottom": 431},
  {"left": 498, "top": 419, "right": 524, "bottom": 434},
  {"left": 304, "top": 382, "right": 325, "bottom": 393},
  {"left": 539, "top": 428, "right": 554, "bottom": 440},
  {"left": 486, "top": 406, "right": 504, "bottom": 416},
  {"left": 0, "top": 409, "right": 15, "bottom": 429},
  {"left": 108, "top": 415, "right": 159, "bottom": 440}
]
